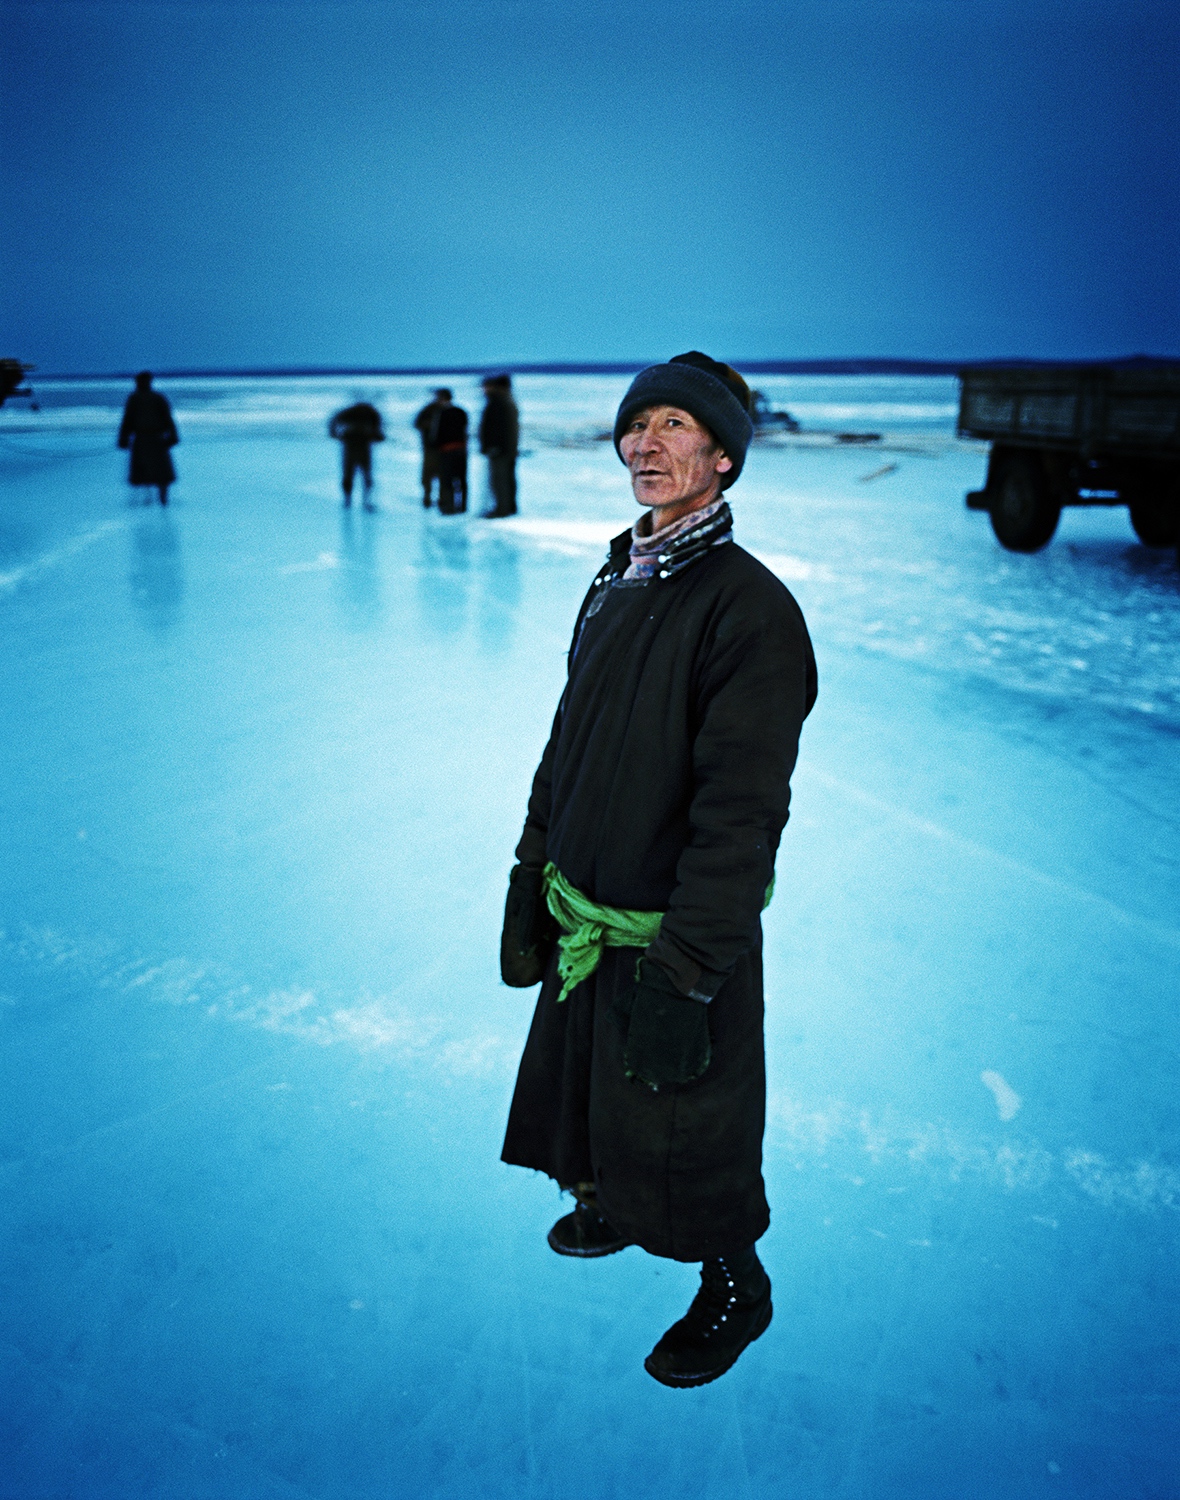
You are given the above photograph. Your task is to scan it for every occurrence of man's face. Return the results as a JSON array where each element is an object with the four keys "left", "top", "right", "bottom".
[{"left": 619, "top": 405, "right": 733, "bottom": 511}]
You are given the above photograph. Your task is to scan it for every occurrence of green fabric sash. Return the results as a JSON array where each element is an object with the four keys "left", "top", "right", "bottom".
[
  {"left": 542, "top": 862, "right": 774, "bottom": 1003},
  {"left": 543, "top": 863, "right": 663, "bottom": 1002}
]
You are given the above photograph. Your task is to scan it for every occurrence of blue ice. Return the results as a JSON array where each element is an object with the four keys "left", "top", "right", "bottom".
[{"left": 1, "top": 375, "right": 1177, "bottom": 1497}]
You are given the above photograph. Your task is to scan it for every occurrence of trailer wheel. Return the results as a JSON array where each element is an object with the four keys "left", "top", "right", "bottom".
[
  {"left": 989, "top": 452, "right": 1060, "bottom": 552},
  {"left": 1128, "top": 499, "right": 1177, "bottom": 548}
]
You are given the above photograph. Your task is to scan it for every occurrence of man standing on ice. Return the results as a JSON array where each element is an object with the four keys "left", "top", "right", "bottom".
[
  {"left": 117, "top": 371, "right": 179, "bottom": 506},
  {"left": 329, "top": 398, "right": 385, "bottom": 509},
  {"left": 500, "top": 352, "right": 817, "bottom": 1387},
  {"left": 413, "top": 387, "right": 449, "bottom": 508},
  {"left": 478, "top": 373, "right": 520, "bottom": 517}
]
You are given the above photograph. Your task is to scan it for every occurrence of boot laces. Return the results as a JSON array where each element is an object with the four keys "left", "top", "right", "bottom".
[{"left": 683, "top": 1259, "right": 742, "bottom": 1341}]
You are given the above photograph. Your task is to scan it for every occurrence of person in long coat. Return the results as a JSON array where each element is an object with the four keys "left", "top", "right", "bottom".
[
  {"left": 500, "top": 352, "right": 817, "bottom": 1387},
  {"left": 413, "top": 388, "right": 449, "bottom": 508},
  {"left": 431, "top": 391, "right": 469, "bottom": 515},
  {"left": 478, "top": 373, "right": 519, "bottom": 517},
  {"left": 117, "top": 372, "right": 179, "bottom": 505}
]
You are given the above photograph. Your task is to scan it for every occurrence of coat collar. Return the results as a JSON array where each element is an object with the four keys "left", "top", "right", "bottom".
[{"left": 600, "top": 502, "right": 733, "bottom": 585}]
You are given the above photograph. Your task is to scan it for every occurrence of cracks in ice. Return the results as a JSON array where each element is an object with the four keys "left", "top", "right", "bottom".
[
  {"left": 799, "top": 761, "right": 1180, "bottom": 952},
  {"left": 0, "top": 518, "right": 131, "bottom": 595}
]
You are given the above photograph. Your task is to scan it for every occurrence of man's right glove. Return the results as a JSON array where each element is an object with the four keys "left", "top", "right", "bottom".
[
  {"left": 500, "top": 863, "right": 558, "bottom": 987},
  {"left": 611, "top": 957, "right": 712, "bottom": 1090}
]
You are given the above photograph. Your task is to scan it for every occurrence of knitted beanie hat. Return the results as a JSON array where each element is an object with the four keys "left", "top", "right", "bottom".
[{"left": 613, "top": 352, "right": 754, "bottom": 489}]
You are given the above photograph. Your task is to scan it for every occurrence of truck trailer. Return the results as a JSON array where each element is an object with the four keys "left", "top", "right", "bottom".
[{"left": 958, "top": 361, "right": 1180, "bottom": 559}]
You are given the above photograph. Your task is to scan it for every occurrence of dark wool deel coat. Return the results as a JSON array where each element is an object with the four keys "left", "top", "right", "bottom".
[
  {"left": 118, "top": 390, "right": 178, "bottom": 487},
  {"left": 478, "top": 392, "right": 519, "bottom": 456},
  {"left": 502, "top": 526, "right": 817, "bottom": 1261}
]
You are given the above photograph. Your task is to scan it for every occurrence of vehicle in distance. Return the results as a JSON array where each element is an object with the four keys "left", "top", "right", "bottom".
[
  {"left": 750, "top": 390, "right": 800, "bottom": 432},
  {"left": 1, "top": 359, "right": 36, "bottom": 408},
  {"left": 958, "top": 361, "right": 1179, "bottom": 557}
]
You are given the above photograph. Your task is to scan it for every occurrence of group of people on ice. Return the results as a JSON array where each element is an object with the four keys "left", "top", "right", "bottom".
[
  {"left": 114, "top": 371, "right": 520, "bottom": 518},
  {"left": 411, "top": 375, "right": 519, "bottom": 516},
  {"left": 328, "top": 375, "right": 520, "bottom": 515}
]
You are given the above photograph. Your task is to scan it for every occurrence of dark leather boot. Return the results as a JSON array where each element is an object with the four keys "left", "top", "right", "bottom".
[
  {"left": 644, "top": 1248, "right": 772, "bottom": 1387},
  {"left": 547, "top": 1199, "right": 630, "bottom": 1258}
]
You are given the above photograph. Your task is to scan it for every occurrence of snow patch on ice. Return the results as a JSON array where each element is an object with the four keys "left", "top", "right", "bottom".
[
  {"left": 783, "top": 400, "right": 958, "bottom": 425},
  {"left": 769, "top": 1095, "right": 1180, "bottom": 1215},
  {"left": 124, "top": 958, "right": 208, "bottom": 1006},
  {"left": 484, "top": 517, "right": 625, "bottom": 551},
  {"left": 226, "top": 991, "right": 515, "bottom": 1075},
  {"left": 981, "top": 1070, "right": 1022, "bottom": 1121},
  {"left": 279, "top": 551, "right": 339, "bottom": 574},
  {"left": 0, "top": 925, "right": 515, "bottom": 1079},
  {"left": 753, "top": 551, "right": 837, "bottom": 583},
  {"left": 1062, "top": 1151, "right": 1180, "bottom": 1211},
  {"left": 243, "top": 991, "right": 517, "bottom": 1075}
]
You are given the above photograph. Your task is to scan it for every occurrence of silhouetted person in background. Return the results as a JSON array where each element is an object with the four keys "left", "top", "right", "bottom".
[
  {"left": 118, "top": 372, "right": 178, "bottom": 505},
  {"left": 433, "top": 390, "right": 469, "bottom": 515},
  {"left": 479, "top": 373, "right": 519, "bottom": 517},
  {"left": 329, "top": 400, "right": 385, "bottom": 509},
  {"left": 414, "top": 388, "right": 450, "bottom": 508}
]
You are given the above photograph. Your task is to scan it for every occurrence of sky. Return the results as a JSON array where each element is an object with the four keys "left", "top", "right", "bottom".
[{"left": 2, "top": 0, "right": 1178, "bottom": 373}]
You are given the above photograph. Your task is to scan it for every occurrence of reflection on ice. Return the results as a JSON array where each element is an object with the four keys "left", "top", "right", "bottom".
[
  {"left": 414, "top": 521, "right": 473, "bottom": 640},
  {"left": 475, "top": 539, "right": 521, "bottom": 657},
  {"left": 129, "top": 511, "right": 184, "bottom": 633},
  {"left": 335, "top": 509, "right": 382, "bottom": 628}
]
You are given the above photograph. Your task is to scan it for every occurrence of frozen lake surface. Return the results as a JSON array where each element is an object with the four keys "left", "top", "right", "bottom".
[{"left": 1, "top": 375, "right": 1178, "bottom": 1497}]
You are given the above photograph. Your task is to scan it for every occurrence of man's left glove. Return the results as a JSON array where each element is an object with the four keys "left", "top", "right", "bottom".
[
  {"left": 500, "top": 863, "right": 559, "bottom": 987},
  {"left": 611, "top": 957, "right": 712, "bottom": 1090}
]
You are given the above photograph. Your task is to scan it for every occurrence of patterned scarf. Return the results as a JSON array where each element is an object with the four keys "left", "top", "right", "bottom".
[{"left": 623, "top": 497, "right": 733, "bottom": 580}]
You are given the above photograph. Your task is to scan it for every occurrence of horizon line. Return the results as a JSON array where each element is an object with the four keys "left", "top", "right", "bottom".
[{"left": 25, "top": 354, "right": 1178, "bottom": 382}]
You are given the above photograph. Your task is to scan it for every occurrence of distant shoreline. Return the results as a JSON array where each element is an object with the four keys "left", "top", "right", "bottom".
[{"left": 29, "top": 355, "right": 1174, "bottom": 382}]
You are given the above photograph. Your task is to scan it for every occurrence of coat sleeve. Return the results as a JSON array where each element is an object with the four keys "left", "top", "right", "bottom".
[
  {"left": 515, "top": 702, "right": 560, "bottom": 868},
  {"left": 646, "top": 580, "right": 816, "bottom": 998},
  {"left": 117, "top": 397, "right": 133, "bottom": 449}
]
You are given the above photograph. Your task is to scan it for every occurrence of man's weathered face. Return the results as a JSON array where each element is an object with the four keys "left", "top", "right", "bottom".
[{"left": 619, "top": 405, "right": 733, "bottom": 513}]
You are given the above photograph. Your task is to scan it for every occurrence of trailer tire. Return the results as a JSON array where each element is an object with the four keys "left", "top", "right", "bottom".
[
  {"left": 989, "top": 451, "right": 1060, "bottom": 552},
  {"left": 1128, "top": 499, "right": 1177, "bottom": 548}
]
